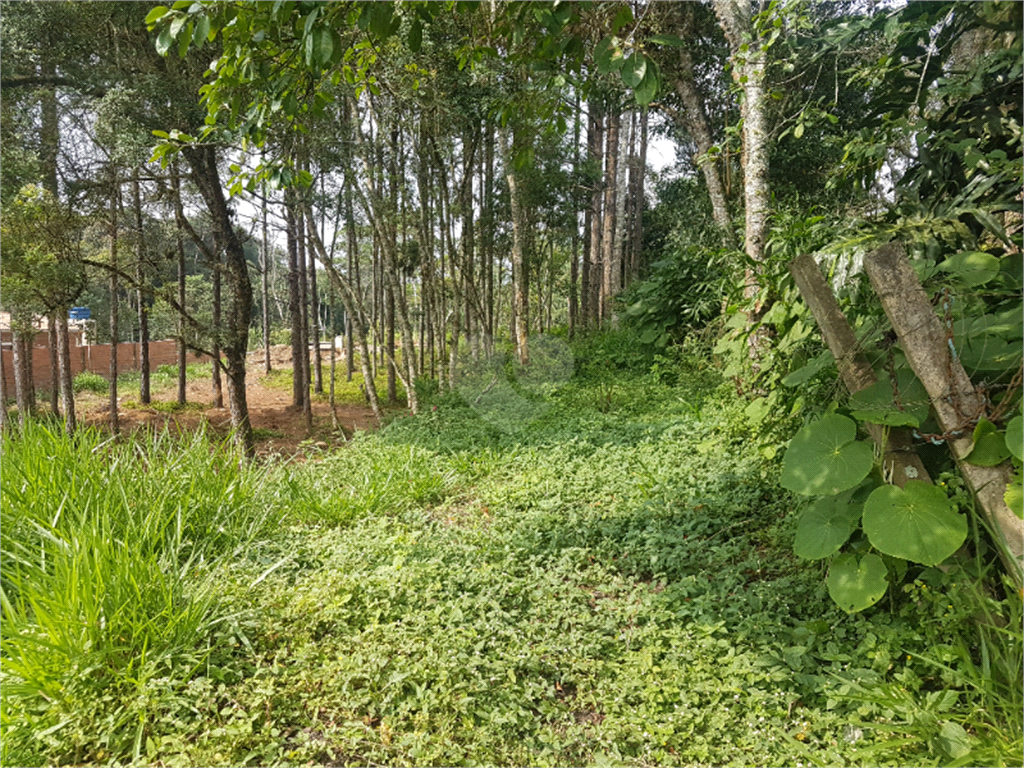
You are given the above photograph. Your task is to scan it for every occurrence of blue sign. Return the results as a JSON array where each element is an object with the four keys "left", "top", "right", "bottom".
[{"left": 69, "top": 307, "right": 91, "bottom": 321}]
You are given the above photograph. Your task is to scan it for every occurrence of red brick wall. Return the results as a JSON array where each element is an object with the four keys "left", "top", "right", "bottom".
[{"left": 0, "top": 340, "right": 207, "bottom": 393}]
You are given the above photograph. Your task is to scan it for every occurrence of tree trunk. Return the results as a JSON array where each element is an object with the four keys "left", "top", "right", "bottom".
[
  {"left": 132, "top": 167, "right": 150, "bottom": 404},
  {"left": 345, "top": 183, "right": 356, "bottom": 383},
  {"left": 308, "top": 198, "right": 323, "bottom": 395},
  {"left": 714, "top": 0, "right": 770, "bottom": 302},
  {"left": 181, "top": 145, "right": 254, "bottom": 456},
  {"left": 601, "top": 108, "right": 621, "bottom": 323},
  {"left": 296, "top": 201, "right": 312, "bottom": 431},
  {"left": 39, "top": 49, "right": 59, "bottom": 199},
  {"left": 262, "top": 179, "right": 272, "bottom": 374},
  {"left": 484, "top": 121, "right": 495, "bottom": 343},
  {"left": 171, "top": 160, "right": 188, "bottom": 406},
  {"left": 47, "top": 315, "right": 59, "bottom": 414},
  {"left": 499, "top": 126, "right": 529, "bottom": 364},
  {"left": 672, "top": 5, "right": 737, "bottom": 251},
  {"left": 587, "top": 103, "right": 604, "bottom": 327},
  {"left": 569, "top": 92, "right": 581, "bottom": 338},
  {"left": 0, "top": 343, "right": 9, "bottom": 431},
  {"left": 632, "top": 109, "right": 648, "bottom": 279},
  {"left": 11, "top": 326, "right": 31, "bottom": 428},
  {"left": 211, "top": 251, "right": 223, "bottom": 409},
  {"left": 386, "top": 283, "right": 397, "bottom": 403},
  {"left": 55, "top": 312, "right": 76, "bottom": 434},
  {"left": 108, "top": 174, "right": 120, "bottom": 435},
  {"left": 286, "top": 198, "right": 305, "bottom": 409},
  {"left": 611, "top": 112, "right": 629, "bottom": 298}
]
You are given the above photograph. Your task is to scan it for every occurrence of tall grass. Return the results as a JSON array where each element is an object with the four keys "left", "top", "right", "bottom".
[{"left": 0, "top": 422, "right": 282, "bottom": 764}]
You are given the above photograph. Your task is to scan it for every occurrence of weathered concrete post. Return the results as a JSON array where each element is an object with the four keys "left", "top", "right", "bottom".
[
  {"left": 863, "top": 243, "right": 1022, "bottom": 583},
  {"left": 789, "top": 253, "right": 931, "bottom": 489}
]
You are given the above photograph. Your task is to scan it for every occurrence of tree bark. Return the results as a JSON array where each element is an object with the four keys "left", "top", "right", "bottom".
[
  {"left": 132, "top": 167, "right": 150, "bottom": 404},
  {"left": 108, "top": 174, "right": 120, "bottom": 435},
  {"left": 11, "top": 325, "right": 31, "bottom": 428},
  {"left": 587, "top": 103, "right": 604, "bottom": 327},
  {"left": 47, "top": 316, "right": 59, "bottom": 414},
  {"left": 171, "top": 160, "right": 187, "bottom": 406},
  {"left": 296, "top": 200, "right": 312, "bottom": 431},
  {"left": 0, "top": 343, "right": 9, "bottom": 431},
  {"left": 569, "top": 93, "right": 581, "bottom": 337},
  {"left": 670, "top": 5, "right": 737, "bottom": 251},
  {"left": 499, "top": 125, "right": 529, "bottom": 364},
  {"left": 261, "top": 178, "right": 272, "bottom": 374},
  {"left": 180, "top": 145, "right": 254, "bottom": 456},
  {"left": 601, "top": 108, "right": 621, "bottom": 323},
  {"left": 714, "top": 0, "right": 770, "bottom": 296},
  {"left": 286, "top": 197, "right": 305, "bottom": 409},
  {"left": 210, "top": 250, "right": 223, "bottom": 409},
  {"left": 55, "top": 312, "right": 76, "bottom": 434}
]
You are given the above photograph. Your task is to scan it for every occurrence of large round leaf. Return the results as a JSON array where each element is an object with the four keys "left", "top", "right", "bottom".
[
  {"left": 937, "top": 251, "right": 1001, "bottom": 287},
  {"left": 849, "top": 370, "right": 929, "bottom": 428},
  {"left": 862, "top": 481, "right": 967, "bottom": 565},
  {"left": 965, "top": 419, "right": 1011, "bottom": 467},
  {"left": 827, "top": 553, "right": 888, "bottom": 613},
  {"left": 1004, "top": 415, "right": 1022, "bottom": 461},
  {"left": 781, "top": 414, "right": 874, "bottom": 496},
  {"left": 794, "top": 490, "right": 863, "bottom": 560}
]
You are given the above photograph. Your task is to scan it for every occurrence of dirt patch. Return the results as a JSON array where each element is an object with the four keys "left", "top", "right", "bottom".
[{"left": 79, "top": 361, "right": 380, "bottom": 457}]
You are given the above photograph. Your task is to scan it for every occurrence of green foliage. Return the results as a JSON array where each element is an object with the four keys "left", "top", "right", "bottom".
[
  {"left": 0, "top": 423, "right": 285, "bottom": 764},
  {"left": 72, "top": 371, "right": 109, "bottom": 395},
  {"left": 780, "top": 415, "right": 874, "bottom": 497}
]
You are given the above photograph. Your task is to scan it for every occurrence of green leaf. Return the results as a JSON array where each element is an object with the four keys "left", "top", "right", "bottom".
[
  {"left": 610, "top": 4, "right": 632, "bottom": 34},
  {"left": 647, "top": 34, "right": 685, "bottom": 47},
  {"left": 312, "top": 27, "right": 334, "bottom": 66},
  {"left": 827, "top": 553, "right": 888, "bottom": 613},
  {"left": 594, "top": 36, "right": 618, "bottom": 74},
  {"left": 620, "top": 53, "right": 646, "bottom": 88},
  {"left": 408, "top": 19, "right": 423, "bottom": 52},
  {"left": 1005, "top": 471, "right": 1023, "bottom": 519},
  {"left": 1006, "top": 416, "right": 1023, "bottom": 461},
  {"left": 192, "top": 14, "right": 210, "bottom": 47},
  {"left": 966, "top": 419, "right": 1011, "bottom": 466},
  {"left": 145, "top": 6, "right": 170, "bottom": 25},
  {"left": 633, "top": 66, "right": 658, "bottom": 106},
  {"left": 936, "top": 721, "right": 971, "bottom": 760},
  {"left": 862, "top": 481, "right": 967, "bottom": 565},
  {"left": 849, "top": 370, "right": 929, "bottom": 428},
  {"left": 794, "top": 490, "right": 862, "bottom": 560},
  {"left": 793, "top": 122, "right": 805, "bottom": 139},
  {"left": 156, "top": 26, "right": 174, "bottom": 56},
  {"left": 937, "top": 251, "right": 1001, "bottom": 287},
  {"left": 781, "top": 415, "right": 874, "bottom": 496},
  {"left": 782, "top": 350, "right": 835, "bottom": 387}
]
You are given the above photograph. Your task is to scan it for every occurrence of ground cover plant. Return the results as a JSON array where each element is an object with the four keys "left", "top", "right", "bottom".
[{"left": 3, "top": 340, "right": 1020, "bottom": 767}]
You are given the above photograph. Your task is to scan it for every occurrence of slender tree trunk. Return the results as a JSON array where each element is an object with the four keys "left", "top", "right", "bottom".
[
  {"left": 211, "top": 253, "right": 223, "bottom": 409},
  {"left": 171, "top": 160, "right": 187, "bottom": 406},
  {"left": 11, "top": 326, "right": 31, "bottom": 428},
  {"left": 308, "top": 195, "right": 323, "bottom": 395},
  {"left": 484, "top": 121, "right": 495, "bottom": 344},
  {"left": 587, "top": 103, "right": 604, "bottom": 327},
  {"left": 262, "top": 178, "right": 272, "bottom": 374},
  {"left": 47, "top": 316, "right": 59, "bottom": 414},
  {"left": 132, "top": 168, "right": 150, "bottom": 404},
  {"left": 569, "top": 93, "right": 581, "bottom": 337},
  {"left": 672, "top": 6, "right": 737, "bottom": 251},
  {"left": 286, "top": 198, "right": 304, "bottom": 409},
  {"left": 296, "top": 201, "right": 312, "bottom": 431},
  {"left": 632, "top": 109, "right": 648, "bottom": 279},
  {"left": 714, "top": 0, "right": 770, "bottom": 306},
  {"left": 386, "top": 283, "right": 396, "bottom": 403},
  {"left": 345, "top": 184, "right": 356, "bottom": 383},
  {"left": 0, "top": 344, "right": 9, "bottom": 431},
  {"left": 108, "top": 175, "right": 120, "bottom": 435},
  {"left": 499, "top": 126, "right": 529, "bottom": 364},
  {"left": 611, "top": 111, "right": 629, "bottom": 298},
  {"left": 601, "top": 108, "right": 621, "bottom": 323},
  {"left": 55, "top": 312, "right": 75, "bottom": 434},
  {"left": 181, "top": 145, "right": 255, "bottom": 456}
]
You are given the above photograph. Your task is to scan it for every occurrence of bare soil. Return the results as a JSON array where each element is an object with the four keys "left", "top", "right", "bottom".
[{"left": 79, "top": 347, "right": 379, "bottom": 457}]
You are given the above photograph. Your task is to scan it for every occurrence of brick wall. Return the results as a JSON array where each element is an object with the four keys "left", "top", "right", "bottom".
[{"left": 0, "top": 340, "right": 207, "bottom": 393}]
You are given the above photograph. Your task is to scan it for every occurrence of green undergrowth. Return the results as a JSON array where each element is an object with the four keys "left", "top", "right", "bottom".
[{"left": 2, "top": 335, "right": 1021, "bottom": 767}]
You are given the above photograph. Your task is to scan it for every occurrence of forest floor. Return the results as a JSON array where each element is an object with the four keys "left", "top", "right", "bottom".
[
  {"left": 77, "top": 345, "right": 380, "bottom": 456},
  {"left": 4, "top": 332, "right": 1021, "bottom": 767}
]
